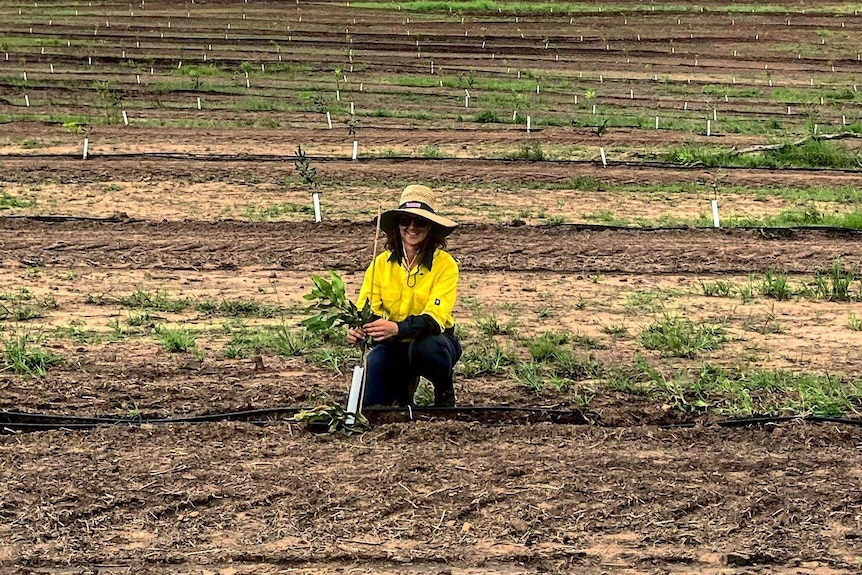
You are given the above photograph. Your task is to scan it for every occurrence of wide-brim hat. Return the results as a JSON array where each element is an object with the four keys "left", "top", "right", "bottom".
[{"left": 378, "top": 184, "right": 458, "bottom": 237}]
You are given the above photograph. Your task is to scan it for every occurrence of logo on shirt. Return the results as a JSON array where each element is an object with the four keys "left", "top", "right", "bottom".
[{"left": 434, "top": 299, "right": 441, "bottom": 305}]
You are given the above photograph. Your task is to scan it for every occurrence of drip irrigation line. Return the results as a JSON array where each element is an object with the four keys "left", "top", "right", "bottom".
[
  {"left": 4, "top": 151, "right": 862, "bottom": 175},
  {"left": 2, "top": 214, "right": 862, "bottom": 236},
  {"left": 1, "top": 408, "right": 860, "bottom": 435}
]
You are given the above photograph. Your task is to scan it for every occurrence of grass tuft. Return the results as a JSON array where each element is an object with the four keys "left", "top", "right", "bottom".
[
  {"left": 2, "top": 332, "right": 62, "bottom": 376},
  {"left": 640, "top": 315, "right": 726, "bottom": 358}
]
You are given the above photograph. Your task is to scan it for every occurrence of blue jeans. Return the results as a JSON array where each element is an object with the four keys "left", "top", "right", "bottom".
[{"left": 362, "top": 334, "right": 462, "bottom": 407}]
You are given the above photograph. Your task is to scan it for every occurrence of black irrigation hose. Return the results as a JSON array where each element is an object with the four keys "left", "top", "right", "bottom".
[
  {"left": 1, "top": 407, "right": 861, "bottom": 434},
  {"left": 3, "top": 213, "right": 862, "bottom": 236},
  {"left": 4, "top": 151, "right": 862, "bottom": 175}
]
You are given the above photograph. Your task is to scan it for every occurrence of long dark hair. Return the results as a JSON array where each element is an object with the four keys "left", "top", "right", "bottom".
[{"left": 384, "top": 221, "right": 447, "bottom": 264}]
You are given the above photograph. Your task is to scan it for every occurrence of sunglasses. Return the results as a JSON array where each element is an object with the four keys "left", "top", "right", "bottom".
[{"left": 398, "top": 216, "right": 431, "bottom": 228}]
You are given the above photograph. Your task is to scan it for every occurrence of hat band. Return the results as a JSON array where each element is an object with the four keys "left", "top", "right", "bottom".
[{"left": 399, "top": 200, "right": 437, "bottom": 214}]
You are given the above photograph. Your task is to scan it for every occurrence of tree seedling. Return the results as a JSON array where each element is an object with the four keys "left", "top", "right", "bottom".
[{"left": 301, "top": 271, "right": 374, "bottom": 342}]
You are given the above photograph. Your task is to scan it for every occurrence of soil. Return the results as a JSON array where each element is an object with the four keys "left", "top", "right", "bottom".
[{"left": 1, "top": 1, "right": 862, "bottom": 574}]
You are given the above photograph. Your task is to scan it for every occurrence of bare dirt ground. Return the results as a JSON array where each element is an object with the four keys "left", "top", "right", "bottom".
[{"left": 1, "top": 0, "right": 862, "bottom": 573}]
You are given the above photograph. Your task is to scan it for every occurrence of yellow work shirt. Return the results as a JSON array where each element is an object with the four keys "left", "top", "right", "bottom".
[{"left": 356, "top": 249, "right": 458, "bottom": 331}]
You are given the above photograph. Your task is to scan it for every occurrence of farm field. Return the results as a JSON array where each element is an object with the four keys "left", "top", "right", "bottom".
[{"left": 1, "top": 0, "right": 862, "bottom": 573}]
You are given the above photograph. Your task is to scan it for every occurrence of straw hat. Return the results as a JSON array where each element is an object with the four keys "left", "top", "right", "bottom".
[{"left": 379, "top": 185, "right": 458, "bottom": 237}]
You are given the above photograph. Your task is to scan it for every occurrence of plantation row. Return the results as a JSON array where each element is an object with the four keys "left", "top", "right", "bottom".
[{"left": 1, "top": 0, "right": 860, "bottom": 138}]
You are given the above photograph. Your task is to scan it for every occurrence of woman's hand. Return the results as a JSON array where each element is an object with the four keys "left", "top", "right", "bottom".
[
  {"left": 362, "top": 319, "right": 399, "bottom": 342},
  {"left": 347, "top": 327, "right": 367, "bottom": 345}
]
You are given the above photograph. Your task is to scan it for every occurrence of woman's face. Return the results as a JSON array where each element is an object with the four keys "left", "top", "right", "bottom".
[{"left": 398, "top": 215, "right": 431, "bottom": 253}]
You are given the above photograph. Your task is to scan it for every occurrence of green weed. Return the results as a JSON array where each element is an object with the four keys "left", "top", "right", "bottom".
[
  {"left": 154, "top": 325, "right": 197, "bottom": 353},
  {"left": 811, "top": 259, "right": 858, "bottom": 301},
  {"left": 640, "top": 315, "right": 727, "bottom": 358},
  {"left": 699, "top": 279, "right": 736, "bottom": 297},
  {"left": 460, "top": 342, "right": 514, "bottom": 377},
  {"left": 2, "top": 331, "right": 62, "bottom": 376},
  {"left": 115, "top": 289, "right": 189, "bottom": 313},
  {"left": 505, "top": 140, "right": 545, "bottom": 161},
  {"left": 760, "top": 269, "right": 791, "bottom": 301},
  {"left": 0, "top": 192, "right": 35, "bottom": 209},
  {"left": 476, "top": 314, "right": 517, "bottom": 336}
]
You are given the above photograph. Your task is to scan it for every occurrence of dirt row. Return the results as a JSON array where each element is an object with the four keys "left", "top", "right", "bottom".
[
  {"left": 2, "top": 218, "right": 860, "bottom": 274},
  {"left": 1, "top": 420, "right": 860, "bottom": 575}
]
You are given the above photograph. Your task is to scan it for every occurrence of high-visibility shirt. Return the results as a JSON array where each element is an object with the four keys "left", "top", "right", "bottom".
[{"left": 356, "top": 248, "right": 458, "bottom": 332}]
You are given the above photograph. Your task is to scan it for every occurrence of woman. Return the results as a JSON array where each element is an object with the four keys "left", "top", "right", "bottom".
[{"left": 347, "top": 184, "right": 462, "bottom": 407}]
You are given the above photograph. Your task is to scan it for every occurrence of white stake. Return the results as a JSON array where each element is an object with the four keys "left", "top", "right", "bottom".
[
  {"left": 599, "top": 147, "right": 607, "bottom": 167},
  {"left": 713, "top": 109, "right": 717, "bottom": 121},
  {"left": 513, "top": 110, "right": 517, "bottom": 121},
  {"left": 50, "top": 63, "right": 54, "bottom": 73},
  {"left": 197, "top": 97, "right": 201, "bottom": 110},
  {"left": 345, "top": 365, "right": 364, "bottom": 426},
  {"left": 592, "top": 104, "right": 596, "bottom": 114},
  {"left": 312, "top": 192, "right": 322, "bottom": 222},
  {"left": 352, "top": 140, "right": 358, "bottom": 160},
  {"left": 655, "top": 115, "right": 659, "bottom": 129},
  {"left": 707, "top": 119, "right": 711, "bottom": 136},
  {"left": 122, "top": 110, "right": 128, "bottom": 125},
  {"left": 464, "top": 95, "right": 469, "bottom": 107},
  {"left": 526, "top": 115, "right": 531, "bottom": 133},
  {"left": 350, "top": 101, "right": 354, "bottom": 115},
  {"left": 82, "top": 138, "right": 89, "bottom": 159},
  {"left": 24, "top": 95, "right": 29, "bottom": 107},
  {"left": 336, "top": 90, "right": 340, "bottom": 102},
  {"left": 326, "top": 111, "right": 332, "bottom": 129},
  {"left": 136, "top": 74, "right": 141, "bottom": 84},
  {"left": 711, "top": 199, "right": 720, "bottom": 227}
]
